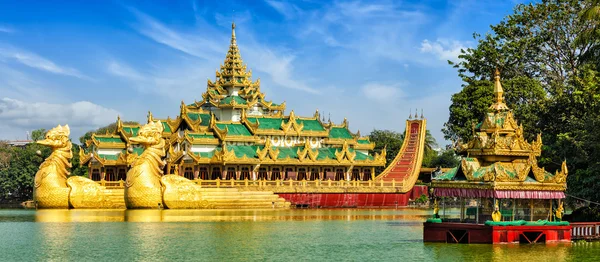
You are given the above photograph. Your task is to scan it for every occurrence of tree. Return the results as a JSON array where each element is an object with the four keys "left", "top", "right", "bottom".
[
  {"left": 445, "top": 0, "right": 600, "bottom": 202},
  {"left": 0, "top": 143, "right": 50, "bottom": 201},
  {"left": 450, "top": 0, "right": 596, "bottom": 94},
  {"left": 443, "top": 77, "right": 546, "bottom": 142},
  {"left": 369, "top": 129, "right": 404, "bottom": 174},
  {"left": 428, "top": 149, "right": 460, "bottom": 168},
  {"left": 30, "top": 128, "right": 46, "bottom": 142},
  {"left": 422, "top": 130, "right": 441, "bottom": 167},
  {"left": 578, "top": 0, "right": 600, "bottom": 64},
  {"left": 70, "top": 145, "right": 87, "bottom": 177},
  {"left": 79, "top": 121, "right": 139, "bottom": 145},
  {"left": 370, "top": 129, "right": 440, "bottom": 172}
]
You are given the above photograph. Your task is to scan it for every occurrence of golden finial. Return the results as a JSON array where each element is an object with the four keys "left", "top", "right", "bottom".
[
  {"left": 147, "top": 111, "right": 154, "bottom": 123},
  {"left": 420, "top": 109, "right": 424, "bottom": 119},
  {"left": 231, "top": 22, "right": 236, "bottom": 45},
  {"left": 408, "top": 109, "right": 412, "bottom": 119},
  {"left": 494, "top": 68, "right": 503, "bottom": 104},
  {"left": 117, "top": 115, "right": 122, "bottom": 129},
  {"left": 488, "top": 68, "right": 510, "bottom": 111},
  {"left": 414, "top": 108, "right": 418, "bottom": 119}
]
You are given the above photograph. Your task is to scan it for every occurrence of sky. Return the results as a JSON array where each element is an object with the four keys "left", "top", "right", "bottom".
[{"left": 0, "top": 0, "right": 524, "bottom": 145}]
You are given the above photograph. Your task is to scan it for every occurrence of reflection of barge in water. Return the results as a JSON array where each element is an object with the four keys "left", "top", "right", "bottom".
[{"left": 423, "top": 70, "right": 570, "bottom": 244}]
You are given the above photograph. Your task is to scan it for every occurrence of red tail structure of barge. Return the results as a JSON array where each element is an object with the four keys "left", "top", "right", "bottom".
[{"left": 275, "top": 117, "right": 429, "bottom": 208}]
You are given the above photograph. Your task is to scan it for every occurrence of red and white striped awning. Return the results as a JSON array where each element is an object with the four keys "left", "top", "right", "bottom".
[{"left": 433, "top": 188, "right": 565, "bottom": 199}]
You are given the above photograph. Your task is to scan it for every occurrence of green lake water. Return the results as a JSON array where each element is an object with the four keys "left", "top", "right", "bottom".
[{"left": 0, "top": 208, "right": 599, "bottom": 261}]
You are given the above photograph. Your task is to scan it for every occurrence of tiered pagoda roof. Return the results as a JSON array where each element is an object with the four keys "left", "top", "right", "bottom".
[
  {"left": 190, "top": 22, "right": 285, "bottom": 112},
  {"left": 81, "top": 23, "right": 383, "bottom": 169},
  {"left": 433, "top": 70, "right": 568, "bottom": 194}
]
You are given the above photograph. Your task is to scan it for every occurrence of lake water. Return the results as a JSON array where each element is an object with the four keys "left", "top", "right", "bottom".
[{"left": 0, "top": 209, "right": 599, "bottom": 261}]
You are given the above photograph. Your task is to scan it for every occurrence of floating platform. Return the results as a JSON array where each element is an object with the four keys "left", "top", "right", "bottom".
[{"left": 423, "top": 222, "right": 572, "bottom": 244}]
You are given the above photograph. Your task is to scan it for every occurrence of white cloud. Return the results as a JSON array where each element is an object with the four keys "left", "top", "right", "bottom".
[
  {"left": 0, "top": 97, "right": 120, "bottom": 141},
  {"left": 0, "top": 25, "right": 13, "bottom": 33},
  {"left": 131, "top": 9, "right": 224, "bottom": 61},
  {"left": 107, "top": 61, "right": 145, "bottom": 81},
  {"left": 130, "top": 8, "right": 319, "bottom": 94},
  {"left": 244, "top": 47, "right": 319, "bottom": 94},
  {"left": 0, "top": 45, "right": 87, "bottom": 78},
  {"left": 420, "top": 39, "right": 468, "bottom": 62},
  {"left": 361, "top": 83, "right": 403, "bottom": 103},
  {"left": 265, "top": 0, "right": 301, "bottom": 19}
]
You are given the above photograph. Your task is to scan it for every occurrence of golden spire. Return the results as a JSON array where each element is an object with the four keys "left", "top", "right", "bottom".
[
  {"left": 231, "top": 22, "right": 236, "bottom": 45},
  {"left": 494, "top": 69, "right": 504, "bottom": 104},
  {"left": 489, "top": 69, "right": 510, "bottom": 111}
]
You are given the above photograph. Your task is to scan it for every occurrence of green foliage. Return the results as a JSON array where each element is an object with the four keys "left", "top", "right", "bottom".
[
  {"left": 427, "top": 149, "right": 460, "bottom": 168},
  {"left": 577, "top": 0, "right": 600, "bottom": 64},
  {"left": 70, "top": 145, "right": 87, "bottom": 177},
  {"left": 443, "top": 80, "right": 494, "bottom": 142},
  {"left": 443, "top": 77, "right": 546, "bottom": 142},
  {"left": 79, "top": 121, "right": 139, "bottom": 145},
  {"left": 0, "top": 142, "right": 50, "bottom": 201},
  {"left": 446, "top": 0, "right": 600, "bottom": 202},
  {"left": 564, "top": 206, "right": 600, "bottom": 222},
  {"left": 370, "top": 129, "right": 446, "bottom": 173},
  {"left": 30, "top": 128, "right": 46, "bottom": 142},
  {"left": 369, "top": 129, "right": 403, "bottom": 174},
  {"left": 415, "top": 194, "right": 428, "bottom": 204}
]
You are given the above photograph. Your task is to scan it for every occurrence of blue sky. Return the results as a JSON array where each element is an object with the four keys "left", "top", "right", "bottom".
[{"left": 0, "top": 0, "right": 523, "bottom": 145}]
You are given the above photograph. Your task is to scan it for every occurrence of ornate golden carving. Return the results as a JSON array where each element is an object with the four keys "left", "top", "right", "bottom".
[
  {"left": 555, "top": 202, "right": 564, "bottom": 221},
  {"left": 335, "top": 141, "right": 356, "bottom": 162},
  {"left": 67, "top": 176, "right": 120, "bottom": 208},
  {"left": 125, "top": 121, "right": 166, "bottom": 209},
  {"left": 34, "top": 124, "right": 72, "bottom": 209},
  {"left": 257, "top": 139, "right": 280, "bottom": 161},
  {"left": 161, "top": 175, "right": 212, "bottom": 209},
  {"left": 491, "top": 201, "right": 501, "bottom": 222},
  {"left": 444, "top": 70, "right": 567, "bottom": 191}
]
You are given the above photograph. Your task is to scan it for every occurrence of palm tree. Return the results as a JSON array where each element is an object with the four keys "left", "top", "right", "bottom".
[
  {"left": 424, "top": 130, "right": 438, "bottom": 153},
  {"left": 578, "top": 0, "right": 600, "bottom": 63}
]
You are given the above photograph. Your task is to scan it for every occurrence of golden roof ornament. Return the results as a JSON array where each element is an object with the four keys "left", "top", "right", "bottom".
[
  {"left": 147, "top": 111, "right": 154, "bottom": 123},
  {"left": 489, "top": 69, "right": 510, "bottom": 111},
  {"left": 231, "top": 22, "right": 236, "bottom": 45}
]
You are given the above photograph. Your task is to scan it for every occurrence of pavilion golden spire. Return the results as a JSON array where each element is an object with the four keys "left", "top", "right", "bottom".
[
  {"left": 489, "top": 68, "right": 510, "bottom": 111},
  {"left": 198, "top": 22, "right": 277, "bottom": 111}
]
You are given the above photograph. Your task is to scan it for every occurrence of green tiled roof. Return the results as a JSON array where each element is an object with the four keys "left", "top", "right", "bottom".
[
  {"left": 188, "top": 133, "right": 217, "bottom": 139},
  {"left": 161, "top": 122, "right": 171, "bottom": 133},
  {"left": 297, "top": 119, "right": 325, "bottom": 131},
  {"left": 95, "top": 137, "right": 124, "bottom": 143},
  {"left": 216, "top": 123, "right": 252, "bottom": 136},
  {"left": 98, "top": 154, "right": 119, "bottom": 160},
  {"left": 220, "top": 96, "right": 247, "bottom": 105},
  {"left": 353, "top": 150, "right": 374, "bottom": 161},
  {"left": 329, "top": 127, "right": 353, "bottom": 139},
  {"left": 357, "top": 139, "right": 370, "bottom": 144},
  {"left": 187, "top": 113, "right": 211, "bottom": 126},
  {"left": 316, "top": 148, "right": 337, "bottom": 160},
  {"left": 248, "top": 117, "right": 284, "bottom": 130},
  {"left": 228, "top": 145, "right": 259, "bottom": 158},
  {"left": 122, "top": 126, "right": 139, "bottom": 136},
  {"left": 193, "top": 151, "right": 216, "bottom": 158},
  {"left": 434, "top": 167, "right": 459, "bottom": 180},
  {"left": 132, "top": 147, "right": 144, "bottom": 156},
  {"left": 277, "top": 147, "right": 299, "bottom": 159}
]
